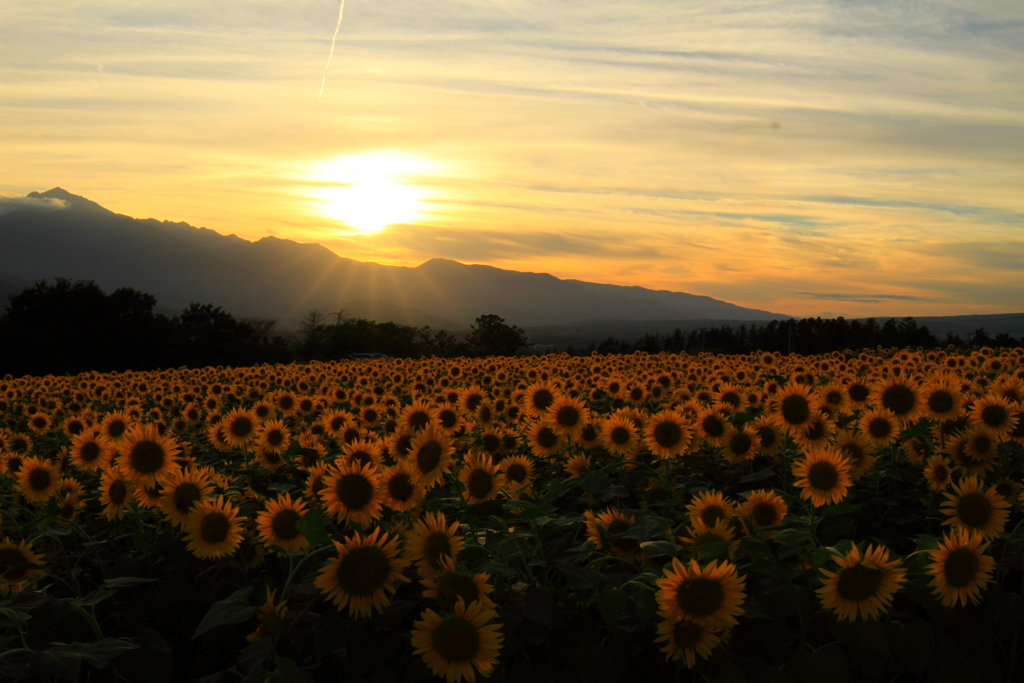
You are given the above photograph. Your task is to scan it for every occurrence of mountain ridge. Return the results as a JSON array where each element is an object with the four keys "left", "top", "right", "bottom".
[{"left": 0, "top": 188, "right": 787, "bottom": 327}]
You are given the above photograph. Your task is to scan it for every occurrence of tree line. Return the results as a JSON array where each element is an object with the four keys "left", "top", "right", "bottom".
[{"left": 0, "top": 279, "right": 531, "bottom": 377}]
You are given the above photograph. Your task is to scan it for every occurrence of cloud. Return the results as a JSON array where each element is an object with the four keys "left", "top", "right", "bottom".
[
  {"left": 0, "top": 195, "right": 68, "bottom": 216},
  {"left": 794, "top": 292, "right": 933, "bottom": 304}
]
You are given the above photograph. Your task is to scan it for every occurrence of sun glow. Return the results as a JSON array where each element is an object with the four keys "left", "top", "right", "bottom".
[{"left": 312, "top": 152, "right": 432, "bottom": 234}]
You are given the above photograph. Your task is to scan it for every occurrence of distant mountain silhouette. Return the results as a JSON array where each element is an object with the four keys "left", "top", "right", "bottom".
[{"left": 0, "top": 188, "right": 786, "bottom": 327}]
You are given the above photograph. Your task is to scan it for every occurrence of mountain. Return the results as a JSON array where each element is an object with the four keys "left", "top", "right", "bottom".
[{"left": 0, "top": 188, "right": 786, "bottom": 327}]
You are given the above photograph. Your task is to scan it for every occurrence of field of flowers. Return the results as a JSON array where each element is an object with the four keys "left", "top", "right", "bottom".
[{"left": 2, "top": 347, "right": 1024, "bottom": 682}]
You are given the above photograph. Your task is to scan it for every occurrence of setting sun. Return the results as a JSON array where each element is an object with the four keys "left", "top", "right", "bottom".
[{"left": 311, "top": 152, "right": 431, "bottom": 234}]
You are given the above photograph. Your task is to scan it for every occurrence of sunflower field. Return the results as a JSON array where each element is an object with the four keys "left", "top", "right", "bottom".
[{"left": 2, "top": 347, "right": 1024, "bottom": 682}]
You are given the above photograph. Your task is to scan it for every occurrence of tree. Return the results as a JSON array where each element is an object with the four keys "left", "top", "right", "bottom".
[{"left": 464, "top": 314, "right": 529, "bottom": 357}]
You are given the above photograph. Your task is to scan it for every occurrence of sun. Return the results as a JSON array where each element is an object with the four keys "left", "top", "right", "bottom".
[{"left": 312, "top": 152, "right": 430, "bottom": 234}]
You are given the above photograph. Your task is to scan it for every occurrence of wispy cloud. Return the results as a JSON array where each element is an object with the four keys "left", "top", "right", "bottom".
[{"left": 0, "top": 194, "right": 67, "bottom": 215}]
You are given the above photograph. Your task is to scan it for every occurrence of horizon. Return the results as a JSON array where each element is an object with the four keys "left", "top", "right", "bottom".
[{"left": 1, "top": 1, "right": 1022, "bottom": 318}]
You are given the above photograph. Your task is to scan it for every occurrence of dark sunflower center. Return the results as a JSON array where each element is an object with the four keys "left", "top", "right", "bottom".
[
  {"left": 482, "top": 434, "right": 501, "bottom": 453},
  {"left": 79, "top": 442, "right": 101, "bottom": 462},
  {"left": 336, "top": 546, "right": 390, "bottom": 595},
  {"left": 408, "top": 411, "right": 430, "bottom": 430},
  {"left": 229, "top": 417, "right": 253, "bottom": 438},
  {"left": 506, "top": 463, "right": 527, "bottom": 484},
  {"left": 106, "top": 420, "right": 127, "bottom": 438},
  {"left": 606, "top": 518, "right": 639, "bottom": 553},
  {"left": 672, "top": 620, "right": 705, "bottom": 649},
  {"left": 535, "top": 427, "right": 559, "bottom": 449},
  {"left": 108, "top": 480, "right": 127, "bottom": 505},
  {"left": 956, "top": 492, "right": 993, "bottom": 528},
  {"left": 439, "top": 410, "right": 458, "bottom": 429},
  {"left": 416, "top": 441, "right": 443, "bottom": 474},
  {"left": 721, "top": 392, "right": 741, "bottom": 408},
  {"left": 422, "top": 531, "right": 452, "bottom": 565},
  {"left": 465, "top": 395, "right": 483, "bottom": 413},
  {"left": 825, "top": 391, "right": 843, "bottom": 406},
  {"left": 395, "top": 435, "right": 413, "bottom": 457},
  {"left": 0, "top": 548, "right": 29, "bottom": 580},
  {"left": 129, "top": 440, "right": 166, "bottom": 474},
  {"left": 467, "top": 469, "right": 494, "bottom": 500},
  {"left": 387, "top": 473, "right": 415, "bottom": 501},
  {"left": 700, "top": 505, "right": 727, "bottom": 527},
  {"left": 780, "top": 394, "right": 811, "bottom": 426},
  {"left": 848, "top": 384, "right": 870, "bottom": 403},
  {"left": 836, "top": 563, "right": 884, "bottom": 602},
  {"left": 840, "top": 443, "right": 864, "bottom": 465},
  {"left": 172, "top": 483, "right": 202, "bottom": 513},
  {"left": 337, "top": 474, "right": 374, "bottom": 510},
  {"left": 199, "top": 511, "right": 230, "bottom": 544},
  {"left": 431, "top": 616, "right": 481, "bottom": 663},
  {"left": 868, "top": 417, "right": 892, "bottom": 439},
  {"left": 757, "top": 426, "right": 776, "bottom": 449},
  {"left": 27, "top": 467, "right": 51, "bottom": 492},
  {"left": 729, "top": 433, "right": 752, "bottom": 456},
  {"left": 266, "top": 430, "right": 284, "bottom": 447},
  {"left": 928, "top": 390, "right": 954, "bottom": 414},
  {"left": 349, "top": 450, "right": 374, "bottom": 468},
  {"left": 971, "top": 435, "right": 993, "bottom": 456},
  {"left": 701, "top": 416, "right": 725, "bottom": 438},
  {"left": 943, "top": 547, "right": 980, "bottom": 588},
  {"left": 655, "top": 421, "right": 684, "bottom": 448},
  {"left": 807, "top": 461, "right": 839, "bottom": 490},
  {"left": 882, "top": 385, "right": 916, "bottom": 416},
  {"left": 610, "top": 426, "right": 632, "bottom": 445},
  {"left": 675, "top": 577, "right": 725, "bottom": 617},
  {"left": 751, "top": 501, "right": 780, "bottom": 527},
  {"left": 980, "top": 405, "right": 1008, "bottom": 428},
  {"left": 556, "top": 406, "right": 580, "bottom": 428},
  {"left": 531, "top": 389, "right": 554, "bottom": 412},
  {"left": 271, "top": 509, "right": 301, "bottom": 540},
  {"left": 805, "top": 421, "right": 826, "bottom": 441},
  {"left": 932, "top": 465, "right": 949, "bottom": 482},
  {"left": 436, "top": 572, "right": 481, "bottom": 611}
]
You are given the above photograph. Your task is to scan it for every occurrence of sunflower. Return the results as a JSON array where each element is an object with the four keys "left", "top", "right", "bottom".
[
  {"left": 398, "top": 400, "right": 439, "bottom": 433},
  {"left": 584, "top": 508, "right": 642, "bottom": 561},
  {"left": 378, "top": 462, "right": 425, "bottom": 512},
  {"left": 563, "top": 454, "right": 591, "bottom": 477},
  {"left": 409, "top": 427, "right": 456, "bottom": 487},
  {"left": 158, "top": 468, "right": 214, "bottom": 527},
  {"left": 421, "top": 555, "right": 496, "bottom": 611},
  {"left": 925, "top": 527, "right": 995, "bottom": 608},
  {"left": 939, "top": 476, "right": 1010, "bottom": 539},
  {"left": 739, "top": 490, "right": 788, "bottom": 536},
  {"left": 523, "top": 382, "right": 560, "bottom": 418},
  {"left": 459, "top": 451, "right": 505, "bottom": 504},
  {"left": 902, "top": 438, "right": 929, "bottom": 465},
  {"left": 98, "top": 466, "right": 133, "bottom": 521},
  {"left": 16, "top": 456, "right": 60, "bottom": 503},
  {"left": 645, "top": 409, "right": 693, "bottom": 459},
  {"left": 751, "top": 415, "right": 783, "bottom": 458},
  {"left": 679, "top": 518, "right": 737, "bottom": 561},
  {"left": 498, "top": 455, "right": 534, "bottom": 493},
  {"left": 872, "top": 377, "right": 923, "bottom": 424},
  {"left": 654, "top": 614, "right": 723, "bottom": 668},
  {"left": 655, "top": 558, "right": 746, "bottom": 629},
  {"left": 0, "top": 538, "right": 46, "bottom": 596},
  {"left": 98, "top": 411, "right": 132, "bottom": 443},
  {"left": 68, "top": 431, "right": 112, "bottom": 472},
  {"left": 544, "top": 395, "right": 590, "bottom": 437},
  {"left": 315, "top": 527, "right": 410, "bottom": 617},
  {"left": 720, "top": 425, "right": 760, "bottom": 464},
  {"left": 962, "top": 424, "right": 1001, "bottom": 467},
  {"left": 833, "top": 430, "right": 877, "bottom": 481},
  {"left": 992, "top": 478, "right": 1023, "bottom": 505},
  {"left": 411, "top": 597, "right": 504, "bottom": 683},
  {"left": 183, "top": 496, "right": 244, "bottom": 560},
  {"left": 434, "top": 402, "right": 466, "bottom": 436},
  {"left": 772, "top": 383, "right": 819, "bottom": 435},
  {"left": 116, "top": 423, "right": 180, "bottom": 487},
  {"left": 792, "top": 412, "right": 835, "bottom": 451},
  {"left": 256, "top": 493, "right": 310, "bottom": 553},
  {"left": 525, "top": 421, "right": 565, "bottom": 459},
  {"left": 257, "top": 419, "right": 291, "bottom": 455},
  {"left": 404, "top": 511, "right": 467, "bottom": 579},
  {"left": 856, "top": 407, "right": 900, "bottom": 448},
  {"left": 816, "top": 544, "right": 906, "bottom": 622},
  {"left": 321, "top": 460, "right": 383, "bottom": 527},
  {"left": 791, "top": 448, "right": 851, "bottom": 508},
  {"left": 600, "top": 415, "right": 641, "bottom": 456},
  {"left": 921, "top": 379, "right": 965, "bottom": 421},
  {"left": 686, "top": 490, "right": 735, "bottom": 527},
  {"left": 968, "top": 395, "right": 1018, "bottom": 435},
  {"left": 694, "top": 409, "right": 730, "bottom": 448},
  {"left": 924, "top": 455, "right": 953, "bottom": 492},
  {"left": 246, "top": 587, "right": 289, "bottom": 643}
]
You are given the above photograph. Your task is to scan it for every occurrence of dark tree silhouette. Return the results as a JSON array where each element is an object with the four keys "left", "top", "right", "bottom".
[{"left": 464, "top": 314, "right": 529, "bottom": 357}]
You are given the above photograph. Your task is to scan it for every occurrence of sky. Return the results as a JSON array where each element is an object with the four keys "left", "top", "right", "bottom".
[{"left": 1, "top": 0, "right": 1022, "bottom": 318}]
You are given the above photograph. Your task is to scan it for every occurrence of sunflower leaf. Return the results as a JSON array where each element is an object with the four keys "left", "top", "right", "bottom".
[
  {"left": 597, "top": 588, "right": 628, "bottom": 633},
  {"left": 102, "top": 577, "right": 158, "bottom": 589},
  {"left": 696, "top": 541, "right": 733, "bottom": 561},
  {"left": 296, "top": 506, "right": 330, "bottom": 547},
  {"left": 819, "top": 503, "right": 862, "bottom": 518},
  {"left": 192, "top": 586, "right": 256, "bottom": 640}
]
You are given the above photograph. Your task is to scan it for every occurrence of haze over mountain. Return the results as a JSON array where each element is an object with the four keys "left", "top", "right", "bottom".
[{"left": 0, "top": 189, "right": 785, "bottom": 328}]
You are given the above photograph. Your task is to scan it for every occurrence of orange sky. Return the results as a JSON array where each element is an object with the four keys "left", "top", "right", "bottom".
[{"left": 2, "top": 0, "right": 1022, "bottom": 318}]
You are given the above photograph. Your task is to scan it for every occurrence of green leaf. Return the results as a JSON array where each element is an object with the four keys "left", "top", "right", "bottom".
[
  {"left": 597, "top": 588, "right": 627, "bottom": 633},
  {"left": 192, "top": 586, "right": 257, "bottom": 640},
  {"left": 554, "top": 561, "right": 604, "bottom": 590},
  {"left": 696, "top": 541, "right": 733, "bottom": 561},
  {"left": 640, "top": 541, "right": 680, "bottom": 559},
  {"left": 819, "top": 503, "right": 862, "bottom": 518},
  {"left": 915, "top": 534, "right": 940, "bottom": 550},
  {"left": 268, "top": 657, "right": 313, "bottom": 683},
  {"left": 477, "top": 560, "right": 518, "bottom": 575},
  {"left": 633, "top": 587, "right": 657, "bottom": 622},
  {"left": 0, "top": 607, "right": 30, "bottom": 630},
  {"left": 296, "top": 506, "right": 331, "bottom": 547},
  {"left": 738, "top": 536, "right": 773, "bottom": 559},
  {"left": 466, "top": 499, "right": 504, "bottom": 517},
  {"left": 103, "top": 577, "right": 158, "bottom": 589},
  {"left": 71, "top": 589, "right": 117, "bottom": 606}
]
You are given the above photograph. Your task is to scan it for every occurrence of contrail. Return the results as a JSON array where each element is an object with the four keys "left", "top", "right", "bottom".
[{"left": 318, "top": 0, "right": 346, "bottom": 99}]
